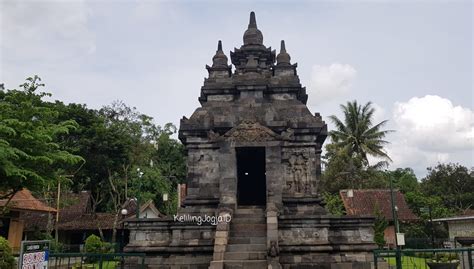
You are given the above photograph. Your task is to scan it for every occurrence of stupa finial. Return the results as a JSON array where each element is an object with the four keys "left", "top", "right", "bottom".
[
  {"left": 276, "top": 40, "right": 291, "bottom": 65},
  {"left": 280, "top": 40, "right": 286, "bottom": 52},
  {"left": 243, "top": 11, "right": 263, "bottom": 45},
  {"left": 249, "top": 11, "right": 257, "bottom": 29},
  {"left": 211, "top": 40, "right": 228, "bottom": 68}
]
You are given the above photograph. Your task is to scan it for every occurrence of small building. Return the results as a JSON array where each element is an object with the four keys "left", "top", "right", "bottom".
[
  {"left": 136, "top": 200, "right": 164, "bottom": 219},
  {"left": 432, "top": 209, "right": 474, "bottom": 244},
  {"left": 22, "top": 191, "right": 123, "bottom": 251},
  {"left": 22, "top": 191, "right": 164, "bottom": 251},
  {"left": 0, "top": 189, "right": 57, "bottom": 252},
  {"left": 340, "top": 189, "right": 418, "bottom": 247}
]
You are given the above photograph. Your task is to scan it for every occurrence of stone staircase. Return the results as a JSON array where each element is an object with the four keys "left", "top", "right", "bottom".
[{"left": 223, "top": 206, "right": 267, "bottom": 269}]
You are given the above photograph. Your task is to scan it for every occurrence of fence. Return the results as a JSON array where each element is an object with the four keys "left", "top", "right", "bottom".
[
  {"left": 404, "top": 238, "right": 455, "bottom": 249},
  {"left": 374, "top": 248, "right": 473, "bottom": 269},
  {"left": 49, "top": 253, "right": 146, "bottom": 269}
]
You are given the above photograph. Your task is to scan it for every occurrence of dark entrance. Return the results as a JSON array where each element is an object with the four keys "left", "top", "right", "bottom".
[{"left": 236, "top": 147, "right": 266, "bottom": 206}]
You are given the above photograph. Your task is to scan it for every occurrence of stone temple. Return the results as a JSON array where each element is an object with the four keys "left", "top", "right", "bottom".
[{"left": 125, "top": 12, "right": 376, "bottom": 269}]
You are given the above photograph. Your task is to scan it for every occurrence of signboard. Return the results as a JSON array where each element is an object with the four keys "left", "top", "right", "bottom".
[
  {"left": 19, "top": 240, "right": 50, "bottom": 269},
  {"left": 396, "top": 233, "right": 405, "bottom": 246}
]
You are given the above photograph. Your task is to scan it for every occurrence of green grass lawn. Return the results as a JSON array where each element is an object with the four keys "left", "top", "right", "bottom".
[
  {"left": 94, "top": 261, "right": 119, "bottom": 269},
  {"left": 386, "top": 256, "right": 428, "bottom": 269},
  {"left": 71, "top": 261, "right": 119, "bottom": 269}
]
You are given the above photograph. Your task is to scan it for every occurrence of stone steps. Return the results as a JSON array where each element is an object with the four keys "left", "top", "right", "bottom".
[
  {"left": 215, "top": 206, "right": 267, "bottom": 269},
  {"left": 230, "top": 217, "right": 266, "bottom": 224},
  {"left": 232, "top": 213, "right": 265, "bottom": 219},
  {"left": 223, "top": 260, "right": 267, "bottom": 269},
  {"left": 228, "top": 236, "right": 266, "bottom": 244},
  {"left": 229, "top": 230, "right": 265, "bottom": 237},
  {"left": 230, "top": 223, "right": 266, "bottom": 231},
  {"left": 226, "top": 243, "right": 266, "bottom": 252},
  {"left": 224, "top": 251, "right": 266, "bottom": 260},
  {"left": 233, "top": 208, "right": 265, "bottom": 215}
]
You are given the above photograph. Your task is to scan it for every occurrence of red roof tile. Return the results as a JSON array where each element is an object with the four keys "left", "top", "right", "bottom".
[
  {"left": 340, "top": 189, "right": 418, "bottom": 221},
  {"left": 0, "top": 189, "right": 56, "bottom": 213}
]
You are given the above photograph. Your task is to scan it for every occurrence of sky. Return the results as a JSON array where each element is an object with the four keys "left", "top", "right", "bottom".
[{"left": 1, "top": 0, "right": 472, "bottom": 177}]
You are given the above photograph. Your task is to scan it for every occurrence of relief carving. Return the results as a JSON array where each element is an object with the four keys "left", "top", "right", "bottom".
[
  {"left": 268, "top": 240, "right": 279, "bottom": 257},
  {"left": 222, "top": 120, "right": 278, "bottom": 142},
  {"left": 280, "top": 128, "right": 295, "bottom": 141},
  {"left": 284, "top": 151, "right": 312, "bottom": 194},
  {"left": 207, "top": 130, "right": 220, "bottom": 140}
]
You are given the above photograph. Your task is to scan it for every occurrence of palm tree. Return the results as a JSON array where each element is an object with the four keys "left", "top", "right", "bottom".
[{"left": 329, "top": 100, "right": 392, "bottom": 167}]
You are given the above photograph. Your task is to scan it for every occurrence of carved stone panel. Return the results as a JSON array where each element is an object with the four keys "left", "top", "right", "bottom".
[
  {"left": 221, "top": 120, "right": 278, "bottom": 142},
  {"left": 282, "top": 148, "right": 314, "bottom": 195}
]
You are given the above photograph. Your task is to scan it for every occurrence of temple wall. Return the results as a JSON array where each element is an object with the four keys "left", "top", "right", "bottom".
[
  {"left": 278, "top": 216, "right": 376, "bottom": 269},
  {"left": 186, "top": 148, "right": 220, "bottom": 202}
]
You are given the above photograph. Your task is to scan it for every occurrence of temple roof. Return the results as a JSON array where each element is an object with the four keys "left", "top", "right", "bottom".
[{"left": 180, "top": 12, "right": 327, "bottom": 144}]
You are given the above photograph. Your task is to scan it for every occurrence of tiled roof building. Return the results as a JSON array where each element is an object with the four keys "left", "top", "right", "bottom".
[
  {"left": 0, "top": 189, "right": 56, "bottom": 252},
  {"left": 340, "top": 189, "right": 418, "bottom": 221},
  {"left": 0, "top": 189, "right": 56, "bottom": 213},
  {"left": 340, "top": 189, "right": 418, "bottom": 247}
]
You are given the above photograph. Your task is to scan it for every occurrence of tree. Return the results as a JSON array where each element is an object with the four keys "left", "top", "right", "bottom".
[
  {"left": 152, "top": 128, "right": 186, "bottom": 183},
  {"left": 373, "top": 209, "right": 388, "bottom": 248},
  {"left": 328, "top": 100, "right": 392, "bottom": 166},
  {"left": 390, "top": 168, "right": 419, "bottom": 194},
  {"left": 51, "top": 99, "right": 186, "bottom": 242},
  {"left": 0, "top": 236, "right": 15, "bottom": 269},
  {"left": 322, "top": 192, "right": 345, "bottom": 216},
  {"left": 96, "top": 101, "right": 183, "bottom": 242},
  {"left": 421, "top": 163, "right": 474, "bottom": 210},
  {"left": 321, "top": 144, "right": 390, "bottom": 192},
  {"left": 0, "top": 76, "right": 83, "bottom": 210},
  {"left": 403, "top": 191, "right": 452, "bottom": 241},
  {"left": 321, "top": 100, "right": 392, "bottom": 192}
]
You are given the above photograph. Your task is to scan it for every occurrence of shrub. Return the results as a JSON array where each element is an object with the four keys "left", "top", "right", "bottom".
[
  {"left": 373, "top": 209, "right": 388, "bottom": 248},
  {"left": 84, "top": 234, "right": 113, "bottom": 263},
  {"left": 85, "top": 235, "right": 103, "bottom": 253},
  {"left": 84, "top": 234, "right": 113, "bottom": 254},
  {"left": 0, "top": 236, "right": 16, "bottom": 269}
]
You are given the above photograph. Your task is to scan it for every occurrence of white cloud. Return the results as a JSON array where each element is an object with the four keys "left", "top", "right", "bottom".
[
  {"left": 371, "top": 102, "right": 387, "bottom": 125},
  {"left": 0, "top": 0, "right": 95, "bottom": 63},
  {"left": 387, "top": 95, "right": 473, "bottom": 174},
  {"left": 386, "top": 139, "right": 451, "bottom": 172},
  {"left": 308, "top": 63, "right": 357, "bottom": 104},
  {"left": 393, "top": 95, "right": 473, "bottom": 152}
]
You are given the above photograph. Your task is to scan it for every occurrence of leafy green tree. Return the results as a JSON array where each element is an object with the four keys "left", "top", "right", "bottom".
[
  {"left": 321, "top": 144, "right": 389, "bottom": 192},
  {"left": 50, "top": 99, "right": 186, "bottom": 242},
  {"left": 153, "top": 129, "right": 186, "bottom": 185},
  {"left": 322, "top": 192, "right": 345, "bottom": 216},
  {"left": 421, "top": 163, "right": 474, "bottom": 210},
  {"left": 403, "top": 190, "right": 452, "bottom": 240},
  {"left": 0, "top": 236, "right": 15, "bottom": 269},
  {"left": 50, "top": 102, "right": 110, "bottom": 211},
  {"left": 373, "top": 209, "right": 388, "bottom": 248},
  {"left": 128, "top": 164, "right": 176, "bottom": 215},
  {"left": 390, "top": 168, "right": 419, "bottom": 194},
  {"left": 0, "top": 76, "right": 83, "bottom": 209}
]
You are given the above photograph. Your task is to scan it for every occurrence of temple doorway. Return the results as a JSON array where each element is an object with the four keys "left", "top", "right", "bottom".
[{"left": 236, "top": 147, "right": 266, "bottom": 206}]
